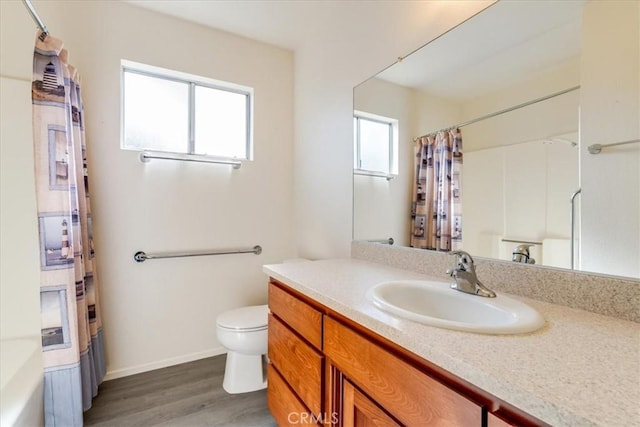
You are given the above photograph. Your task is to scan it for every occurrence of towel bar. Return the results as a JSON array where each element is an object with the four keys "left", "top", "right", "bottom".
[{"left": 134, "top": 245, "right": 262, "bottom": 262}]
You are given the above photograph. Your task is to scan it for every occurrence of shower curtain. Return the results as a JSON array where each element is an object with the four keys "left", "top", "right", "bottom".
[
  {"left": 410, "top": 129, "right": 463, "bottom": 251},
  {"left": 32, "top": 31, "right": 105, "bottom": 426}
]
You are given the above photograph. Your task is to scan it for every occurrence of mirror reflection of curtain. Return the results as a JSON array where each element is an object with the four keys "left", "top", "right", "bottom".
[
  {"left": 410, "top": 129, "right": 463, "bottom": 251},
  {"left": 32, "top": 31, "right": 105, "bottom": 426}
]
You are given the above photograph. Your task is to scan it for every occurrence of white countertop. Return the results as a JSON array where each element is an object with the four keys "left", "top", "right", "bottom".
[{"left": 263, "top": 258, "right": 640, "bottom": 427}]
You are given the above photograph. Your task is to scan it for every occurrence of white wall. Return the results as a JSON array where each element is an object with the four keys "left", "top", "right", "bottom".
[
  {"left": 462, "top": 148, "right": 504, "bottom": 259},
  {"left": 579, "top": 0, "right": 640, "bottom": 278},
  {"left": 1, "top": 0, "right": 295, "bottom": 378},
  {"left": 413, "top": 90, "right": 463, "bottom": 138},
  {"left": 0, "top": 76, "right": 42, "bottom": 341}
]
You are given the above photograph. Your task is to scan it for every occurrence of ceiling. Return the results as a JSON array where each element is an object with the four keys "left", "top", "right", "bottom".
[
  {"left": 377, "top": 0, "right": 587, "bottom": 100},
  {"left": 124, "top": 0, "right": 320, "bottom": 50},
  {"left": 124, "top": 0, "right": 587, "bottom": 100},
  {"left": 124, "top": 0, "right": 457, "bottom": 52}
]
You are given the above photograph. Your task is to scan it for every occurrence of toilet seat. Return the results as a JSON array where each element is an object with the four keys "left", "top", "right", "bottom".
[
  {"left": 216, "top": 305, "right": 268, "bottom": 332},
  {"left": 217, "top": 324, "right": 267, "bottom": 332}
]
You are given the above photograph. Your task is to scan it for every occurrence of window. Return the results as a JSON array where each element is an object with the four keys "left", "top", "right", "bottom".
[
  {"left": 353, "top": 111, "right": 398, "bottom": 179},
  {"left": 121, "top": 60, "right": 253, "bottom": 161}
]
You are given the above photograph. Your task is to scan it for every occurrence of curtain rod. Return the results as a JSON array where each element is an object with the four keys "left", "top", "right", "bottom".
[
  {"left": 587, "top": 138, "right": 640, "bottom": 154},
  {"left": 414, "top": 85, "right": 581, "bottom": 141},
  {"left": 22, "top": 0, "right": 48, "bottom": 36}
]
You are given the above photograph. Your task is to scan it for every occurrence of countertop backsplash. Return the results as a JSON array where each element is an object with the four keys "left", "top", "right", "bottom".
[{"left": 351, "top": 241, "right": 640, "bottom": 323}]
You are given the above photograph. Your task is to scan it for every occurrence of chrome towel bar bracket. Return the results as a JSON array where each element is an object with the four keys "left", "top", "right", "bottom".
[{"left": 134, "top": 245, "right": 262, "bottom": 263}]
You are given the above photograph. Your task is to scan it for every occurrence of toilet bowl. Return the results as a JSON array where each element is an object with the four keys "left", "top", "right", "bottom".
[{"left": 216, "top": 304, "right": 268, "bottom": 394}]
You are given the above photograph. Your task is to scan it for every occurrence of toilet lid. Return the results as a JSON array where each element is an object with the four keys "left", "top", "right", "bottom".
[{"left": 217, "top": 304, "right": 268, "bottom": 331}]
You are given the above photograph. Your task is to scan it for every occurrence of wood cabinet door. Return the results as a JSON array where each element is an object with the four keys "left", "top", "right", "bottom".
[
  {"left": 343, "top": 380, "right": 402, "bottom": 427},
  {"left": 324, "top": 317, "right": 483, "bottom": 427}
]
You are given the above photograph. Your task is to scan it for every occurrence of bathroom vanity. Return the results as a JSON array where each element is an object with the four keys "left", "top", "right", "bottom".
[{"left": 264, "top": 258, "right": 639, "bottom": 426}]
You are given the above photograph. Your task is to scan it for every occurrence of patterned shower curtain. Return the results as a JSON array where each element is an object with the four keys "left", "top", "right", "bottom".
[
  {"left": 410, "top": 128, "right": 463, "bottom": 251},
  {"left": 32, "top": 31, "right": 105, "bottom": 426}
]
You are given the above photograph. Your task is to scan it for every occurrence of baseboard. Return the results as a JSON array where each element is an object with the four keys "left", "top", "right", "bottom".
[{"left": 103, "top": 346, "right": 227, "bottom": 381}]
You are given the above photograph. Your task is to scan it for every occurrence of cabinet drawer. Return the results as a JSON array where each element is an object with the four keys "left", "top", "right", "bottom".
[
  {"left": 324, "top": 317, "right": 483, "bottom": 427},
  {"left": 269, "top": 282, "right": 323, "bottom": 349},
  {"left": 268, "top": 314, "right": 323, "bottom": 415},
  {"left": 267, "top": 364, "right": 320, "bottom": 426}
]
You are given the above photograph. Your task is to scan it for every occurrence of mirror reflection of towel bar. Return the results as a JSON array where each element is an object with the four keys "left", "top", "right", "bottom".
[
  {"left": 367, "top": 238, "right": 394, "bottom": 245},
  {"left": 501, "top": 238, "right": 542, "bottom": 246}
]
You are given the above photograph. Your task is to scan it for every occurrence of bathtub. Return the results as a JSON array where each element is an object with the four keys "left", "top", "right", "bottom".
[{"left": 0, "top": 337, "right": 44, "bottom": 427}]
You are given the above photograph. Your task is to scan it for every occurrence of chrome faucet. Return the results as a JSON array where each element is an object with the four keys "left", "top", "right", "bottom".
[
  {"left": 512, "top": 244, "right": 535, "bottom": 264},
  {"left": 446, "top": 251, "right": 496, "bottom": 298}
]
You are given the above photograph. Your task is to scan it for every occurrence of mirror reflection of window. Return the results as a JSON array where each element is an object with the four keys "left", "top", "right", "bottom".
[{"left": 353, "top": 111, "right": 398, "bottom": 178}]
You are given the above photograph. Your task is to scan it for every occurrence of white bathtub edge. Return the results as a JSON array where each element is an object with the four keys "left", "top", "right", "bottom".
[{"left": 0, "top": 337, "right": 44, "bottom": 427}]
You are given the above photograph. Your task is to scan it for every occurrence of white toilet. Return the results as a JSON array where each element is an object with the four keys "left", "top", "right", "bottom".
[{"left": 216, "top": 304, "right": 269, "bottom": 394}]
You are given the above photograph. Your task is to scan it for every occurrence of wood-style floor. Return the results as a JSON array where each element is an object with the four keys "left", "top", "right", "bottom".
[{"left": 84, "top": 354, "right": 276, "bottom": 427}]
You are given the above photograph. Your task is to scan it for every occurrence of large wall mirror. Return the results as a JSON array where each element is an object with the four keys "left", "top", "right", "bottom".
[{"left": 353, "top": 0, "right": 639, "bottom": 279}]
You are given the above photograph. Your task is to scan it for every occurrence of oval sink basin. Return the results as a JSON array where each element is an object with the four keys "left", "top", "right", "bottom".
[{"left": 368, "top": 280, "right": 544, "bottom": 334}]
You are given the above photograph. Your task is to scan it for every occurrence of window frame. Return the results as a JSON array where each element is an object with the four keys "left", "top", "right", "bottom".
[
  {"left": 120, "top": 60, "right": 254, "bottom": 162},
  {"left": 353, "top": 110, "right": 398, "bottom": 180}
]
